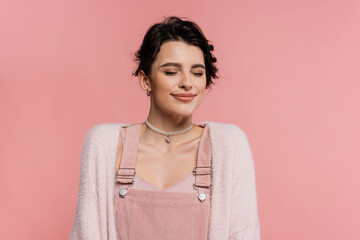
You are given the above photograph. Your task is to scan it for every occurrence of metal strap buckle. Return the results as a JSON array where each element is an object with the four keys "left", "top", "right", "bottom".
[
  {"left": 193, "top": 182, "right": 213, "bottom": 189},
  {"left": 192, "top": 166, "right": 212, "bottom": 176},
  {"left": 116, "top": 167, "right": 136, "bottom": 184},
  {"left": 193, "top": 166, "right": 212, "bottom": 190}
]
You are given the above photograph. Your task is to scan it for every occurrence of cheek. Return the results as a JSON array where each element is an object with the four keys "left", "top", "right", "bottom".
[
  {"left": 196, "top": 78, "right": 207, "bottom": 91},
  {"left": 196, "top": 84, "right": 206, "bottom": 100},
  {"left": 196, "top": 79, "right": 207, "bottom": 101},
  {"left": 151, "top": 81, "right": 172, "bottom": 101},
  {"left": 151, "top": 74, "right": 175, "bottom": 91}
]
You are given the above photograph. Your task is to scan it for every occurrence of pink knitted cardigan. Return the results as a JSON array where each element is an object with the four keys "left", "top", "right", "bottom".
[{"left": 69, "top": 121, "right": 261, "bottom": 240}]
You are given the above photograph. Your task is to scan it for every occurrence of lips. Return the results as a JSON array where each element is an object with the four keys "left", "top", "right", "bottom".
[
  {"left": 171, "top": 93, "right": 196, "bottom": 102},
  {"left": 172, "top": 93, "right": 196, "bottom": 97}
]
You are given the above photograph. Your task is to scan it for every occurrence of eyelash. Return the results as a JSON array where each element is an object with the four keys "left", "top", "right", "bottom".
[
  {"left": 164, "top": 72, "right": 177, "bottom": 75},
  {"left": 164, "top": 72, "right": 204, "bottom": 76}
]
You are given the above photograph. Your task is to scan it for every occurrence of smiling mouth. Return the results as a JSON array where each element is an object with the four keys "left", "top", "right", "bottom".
[{"left": 171, "top": 93, "right": 196, "bottom": 102}]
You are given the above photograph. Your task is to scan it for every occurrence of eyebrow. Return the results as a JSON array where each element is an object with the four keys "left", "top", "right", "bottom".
[{"left": 159, "top": 62, "right": 205, "bottom": 69}]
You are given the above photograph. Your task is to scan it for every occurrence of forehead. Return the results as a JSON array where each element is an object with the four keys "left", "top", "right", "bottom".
[{"left": 153, "top": 41, "right": 205, "bottom": 66}]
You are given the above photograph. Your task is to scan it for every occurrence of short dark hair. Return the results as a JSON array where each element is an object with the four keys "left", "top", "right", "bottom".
[{"left": 133, "top": 16, "right": 218, "bottom": 88}]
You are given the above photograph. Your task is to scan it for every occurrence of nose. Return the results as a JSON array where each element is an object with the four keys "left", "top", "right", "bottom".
[{"left": 179, "top": 73, "right": 193, "bottom": 90}]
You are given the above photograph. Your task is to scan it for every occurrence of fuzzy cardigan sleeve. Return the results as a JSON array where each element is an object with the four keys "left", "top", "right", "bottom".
[
  {"left": 228, "top": 125, "right": 260, "bottom": 239},
  {"left": 70, "top": 123, "right": 123, "bottom": 240},
  {"left": 207, "top": 123, "right": 260, "bottom": 240}
]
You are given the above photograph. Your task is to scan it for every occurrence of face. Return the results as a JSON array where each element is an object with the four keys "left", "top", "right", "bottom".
[{"left": 142, "top": 40, "right": 207, "bottom": 117}]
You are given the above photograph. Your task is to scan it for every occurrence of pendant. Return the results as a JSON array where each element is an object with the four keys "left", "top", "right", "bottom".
[{"left": 165, "top": 136, "right": 171, "bottom": 143}]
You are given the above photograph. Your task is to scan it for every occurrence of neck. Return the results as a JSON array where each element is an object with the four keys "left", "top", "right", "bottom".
[
  {"left": 146, "top": 109, "right": 193, "bottom": 132},
  {"left": 140, "top": 104, "right": 199, "bottom": 147}
]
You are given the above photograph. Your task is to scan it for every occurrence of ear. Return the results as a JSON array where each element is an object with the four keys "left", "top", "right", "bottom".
[{"left": 138, "top": 70, "right": 151, "bottom": 92}]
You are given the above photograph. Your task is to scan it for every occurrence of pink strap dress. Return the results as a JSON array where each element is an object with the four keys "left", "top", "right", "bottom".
[{"left": 113, "top": 123, "right": 212, "bottom": 240}]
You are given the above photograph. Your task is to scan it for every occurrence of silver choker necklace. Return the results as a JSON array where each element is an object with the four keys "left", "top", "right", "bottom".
[{"left": 145, "top": 117, "right": 194, "bottom": 143}]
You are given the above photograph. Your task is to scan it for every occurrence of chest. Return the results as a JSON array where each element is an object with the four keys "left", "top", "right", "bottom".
[{"left": 135, "top": 139, "right": 200, "bottom": 189}]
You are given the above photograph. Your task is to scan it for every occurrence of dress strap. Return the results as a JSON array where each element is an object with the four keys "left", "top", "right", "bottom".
[
  {"left": 193, "top": 125, "right": 212, "bottom": 199},
  {"left": 116, "top": 123, "right": 141, "bottom": 186}
]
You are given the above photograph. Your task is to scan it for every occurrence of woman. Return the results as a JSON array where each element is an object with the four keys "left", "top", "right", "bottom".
[{"left": 70, "top": 16, "right": 260, "bottom": 240}]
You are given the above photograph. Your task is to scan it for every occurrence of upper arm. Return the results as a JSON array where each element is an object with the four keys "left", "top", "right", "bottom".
[
  {"left": 70, "top": 124, "right": 103, "bottom": 239},
  {"left": 229, "top": 126, "right": 261, "bottom": 239}
]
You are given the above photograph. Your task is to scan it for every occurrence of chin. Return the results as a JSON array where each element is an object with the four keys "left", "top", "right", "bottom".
[
  {"left": 155, "top": 100, "right": 201, "bottom": 117},
  {"left": 172, "top": 107, "right": 199, "bottom": 118},
  {"left": 160, "top": 106, "right": 194, "bottom": 117}
]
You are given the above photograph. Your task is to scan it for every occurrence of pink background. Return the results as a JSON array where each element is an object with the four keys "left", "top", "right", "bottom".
[{"left": 1, "top": 0, "right": 359, "bottom": 239}]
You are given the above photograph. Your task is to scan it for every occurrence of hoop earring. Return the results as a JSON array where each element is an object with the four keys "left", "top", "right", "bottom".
[{"left": 146, "top": 89, "right": 150, "bottom": 96}]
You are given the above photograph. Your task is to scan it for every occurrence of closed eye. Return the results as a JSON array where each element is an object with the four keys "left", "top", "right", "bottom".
[
  {"left": 192, "top": 72, "right": 204, "bottom": 76},
  {"left": 164, "top": 71, "right": 177, "bottom": 75}
]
